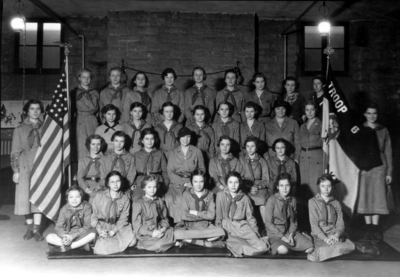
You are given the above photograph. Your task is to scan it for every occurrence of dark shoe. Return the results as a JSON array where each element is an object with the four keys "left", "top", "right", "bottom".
[
  {"left": 371, "top": 225, "right": 383, "bottom": 241},
  {"left": 355, "top": 242, "right": 380, "bottom": 256},
  {"left": 81, "top": 243, "right": 91, "bottom": 251},
  {"left": 34, "top": 231, "right": 44, "bottom": 242},
  {"left": 46, "top": 245, "right": 61, "bottom": 254},
  {"left": 362, "top": 225, "right": 374, "bottom": 240},
  {"left": 23, "top": 228, "right": 34, "bottom": 240}
]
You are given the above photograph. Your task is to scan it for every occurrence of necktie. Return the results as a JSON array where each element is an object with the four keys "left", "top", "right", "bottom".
[
  {"left": 192, "top": 86, "right": 206, "bottom": 106},
  {"left": 27, "top": 123, "right": 42, "bottom": 149},
  {"left": 111, "top": 154, "right": 126, "bottom": 177},
  {"left": 317, "top": 198, "right": 337, "bottom": 226},
  {"left": 81, "top": 157, "right": 101, "bottom": 179},
  {"left": 104, "top": 122, "right": 117, "bottom": 133}
]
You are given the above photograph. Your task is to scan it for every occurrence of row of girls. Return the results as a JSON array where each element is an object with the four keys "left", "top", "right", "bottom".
[{"left": 11, "top": 66, "right": 392, "bottom": 261}]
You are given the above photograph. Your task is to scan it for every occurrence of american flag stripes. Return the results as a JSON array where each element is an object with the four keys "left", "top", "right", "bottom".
[{"left": 30, "top": 63, "right": 71, "bottom": 221}]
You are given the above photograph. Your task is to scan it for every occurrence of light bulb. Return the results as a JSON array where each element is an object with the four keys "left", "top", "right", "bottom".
[
  {"left": 11, "top": 16, "right": 25, "bottom": 32},
  {"left": 318, "top": 20, "right": 331, "bottom": 36}
]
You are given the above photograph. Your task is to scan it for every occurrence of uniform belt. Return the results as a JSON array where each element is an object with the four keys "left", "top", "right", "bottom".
[
  {"left": 301, "top": 147, "right": 322, "bottom": 151},
  {"left": 137, "top": 172, "right": 161, "bottom": 176},
  {"left": 176, "top": 173, "right": 191, "bottom": 178},
  {"left": 84, "top": 177, "right": 100, "bottom": 182}
]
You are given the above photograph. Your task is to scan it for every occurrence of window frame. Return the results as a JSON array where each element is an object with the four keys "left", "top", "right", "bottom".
[
  {"left": 301, "top": 21, "right": 349, "bottom": 76},
  {"left": 14, "top": 18, "right": 65, "bottom": 74}
]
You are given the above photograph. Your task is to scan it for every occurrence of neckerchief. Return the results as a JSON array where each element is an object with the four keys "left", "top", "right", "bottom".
[
  {"left": 141, "top": 150, "right": 154, "bottom": 174},
  {"left": 219, "top": 154, "right": 233, "bottom": 182},
  {"left": 104, "top": 122, "right": 118, "bottom": 133},
  {"left": 225, "top": 189, "right": 244, "bottom": 220},
  {"left": 192, "top": 85, "right": 207, "bottom": 106},
  {"left": 27, "top": 121, "right": 42, "bottom": 149},
  {"left": 224, "top": 87, "right": 238, "bottom": 111},
  {"left": 130, "top": 120, "right": 146, "bottom": 144},
  {"left": 284, "top": 93, "right": 298, "bottom": 106},
  {"left": 104, "top": 191, "right": 122, "bottom": 225},
  {"left": 65, "top": 203, "right": 84, "bottom": 232},
  {"left": 193, "top": 123, "right": 210, "bottom": 144},
  {"left": 111, "top": 152, "right": 126, "bottom": 177},
  {"left": 134, "top": 87, "right": 151, "bottom": 107},
  {"left": 81, "top": 156, "right": 101, "bottom": 179},
  {"left": 244, "top": 154, "right": 259, "bottom": 181},
  {"left": 273, "top": 155, "right": 289, "bottom": 175},
  {"left": 76, "top": 86, "right": 94, "bottom": 101},
  {"left": 144, "top": 196, "right": 165, "bottom": 221},
  {"left": 219, "top": 117, "right": 233, "bottom": 137},
  {"left": 164, "top": 85, "right": 177, "bottom": 102},
  {"left": 110, "top": 85, "right": 125, "bottom": 102},
  {"left": 190, "top": 189, "right": 210, "bottom": 212},
  {"left": 277, "top": 194, "right": 295, "bottom": 231},
  {"left": 316, "top": 194, "right": 337, "bottom": 226},
  {"left": 162, "top": 121, "right": 178, "bottom": 144}
]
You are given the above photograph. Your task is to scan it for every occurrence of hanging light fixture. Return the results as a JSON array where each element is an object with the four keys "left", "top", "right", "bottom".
[
  {"left": 318, "top": 1, "right": 331, "bottom": 36},
  {"left": 11, "top": 0, "right": 26, "bottom": 32}
]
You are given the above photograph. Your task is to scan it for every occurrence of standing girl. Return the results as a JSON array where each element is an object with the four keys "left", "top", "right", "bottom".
[
  {"left": 212, "top": 101, "right": 240, "bottom": 152},
  {"left": 184, "top": 67, "right": 216, "bottom": 124},
  {"left": 265, "top": 139, "right": 297, "bottom": 197},
  {"left": 72, "top": 68, "right": 100, "bottom": 160},
  {"left": 264, "top": 173, "right": 314, "bottom": 255},
  {"left": 154, "top": 102, "right": 182, "bottom": 158},
  {"left": 91, "top": 171, "right": 136, "bottom": 255},
  {"left": 130, "top": 71, "right": 153, "bottom": 125},
  {"left": 95, "top": 104, "right": 122, "bottom": 154},
  {"left": 151, "top": 68, "right": 185, "bottom": 125},
  {"left": 281, "top": 76, "right": 306, "bottom": 126},
  {"left": 357, "top": 103, "right": 393, "bottom": 240},
  {"left": 122, "top": 102, "right": 152, "bottom": 155},
  {"left": 216, "top": 171, "right": 270, "bottom": 257},
  {"left": 166, "top": 127, "right": 206, "bottom": 223},
  {"left": 174, "top": 170, "right": 226, "bottom": 248},
  {"left": 299, "top": 101, "right": 323, "bottom": 200},
  {"left": 307, "top": 174, "right": 355, "bottom": 262},
  {"left": 46, "top": 186, "right": 96, "bottom": 254},
  {"left": 99, "top": 67, "right": 139, "bottom": 124},
  {"left": 215, "top": 70, "right": 246, "bottom": 122},
  {"left": 209, "top": 136, "right": 244, "bottom": 193},
  {"left": 311, "top": 75, "right": 327, "bottom": 120},
  {"left": 11, "top": 99, "right": 45, "bottom": 241},
  {"left": 77, "top": 134, "right": 107, "bottom": 203},
  {"left": 132, "top": 128, "right": 169, "bottom": 200},
  {"left": 186, "top": 105, "right": 216, "bottom": 161},
  {"left": 240, "top": 101, "right": 266, "bottom": 153},
  {"left": 245, "top": 72, "right": 275, "bottom": 123},
  {"left": 131, "top": 175, "right": 175, "bottom": 252}
]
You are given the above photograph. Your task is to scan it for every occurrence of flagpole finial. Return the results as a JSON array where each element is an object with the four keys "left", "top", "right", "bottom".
[{"left": 55, "top": 42, "right": 72, "bottom": 56}]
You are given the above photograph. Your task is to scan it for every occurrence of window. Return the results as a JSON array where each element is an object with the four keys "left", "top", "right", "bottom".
[
  {"left": 14, "top": 20, "right": 63, "bottom": 74},
  {"left": 302, "top": 22, "right": 348, "bottom": 75}
]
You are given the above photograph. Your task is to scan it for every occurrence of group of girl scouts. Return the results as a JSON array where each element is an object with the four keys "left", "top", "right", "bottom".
[{"left": 11, "top": 65, "right": 393, "bottom": 262}]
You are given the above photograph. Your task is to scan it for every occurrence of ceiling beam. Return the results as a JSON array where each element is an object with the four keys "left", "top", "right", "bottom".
[
  {"left": 329, "top": 0, "right": 360, "bottom": 19},
  {"left": 280, "top": 1, "right": 319, "bottom": 37}
]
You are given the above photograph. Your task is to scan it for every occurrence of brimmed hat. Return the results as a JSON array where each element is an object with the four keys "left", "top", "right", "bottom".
[
  {"left": 177, "top": 127, "right": 192, "bottom": 139},
  {"left": 273, "top": 99, "right": 290, "bottom": 110}
]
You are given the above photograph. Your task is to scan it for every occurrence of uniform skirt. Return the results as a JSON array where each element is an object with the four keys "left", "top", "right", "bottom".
[
  {"left": 93, "top": 223, "right": 136, "bottom": 255},
  {"left": 174, "top": 222, "right": 225, "bottom": 240},
  {"left": 136, "top": 228, "right": 175, "bottom": 252},
  {"left": 307, "top": 237, "right": 355, "bottom": 262},
  {"left": 246, "top": 189, "right": 269, "bottom": 206},
  {"left": 164, "top": 185, "right": 186, "bottom": 222},
  {"left": 222, "top": 219, "right": 270, "bottom": 257},
  {"left": 299, "top": 149, "right": 323, "bottom": 199},
  {"left": 270, "top": 231, "right": 313, "bottom": 254},
  {"left": 358, "top": 164, "right": 389, "bottom": 214}
]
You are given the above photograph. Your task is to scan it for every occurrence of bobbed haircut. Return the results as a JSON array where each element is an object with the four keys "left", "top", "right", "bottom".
[
  {"left": 316, "top": 174, "right": 335, "bottom": 188},
  {"left": 140, "top": 174, "right": 159, "bottom": 189},
  {"left": 243, "top": 101, "right": 261, "bottom": 118},
  {"left": 131, "top": 71, "right": 149, "bottom": 88},
  {"left": 274, "top": 172, "right": 293, "bottom": 194},
  {"left": 130, "top": 102, "right": 145, "bottom": 112},
  {"left": 192, "top": 105, "right": 207, "bottom": 116},
  {"left": 105, "top": 171, "right": 125, "bottom": 191},
  {"left": 224, "top": 69, "right": 237, "bottom": 79},
  {"left": 282, "top": 76, "right": 299, "bottom": 91},
  {"left": 271, "top": 138, "right": 289, "bottom": 153},
  {"left": 364, "top": 102, "right": 380, "bottom": 114},
  {"left": 161, "top": 68, "right": 177, "bottom": 80},
  {"left": 65, "top": 185, "right": 85, "bottom": 201},
  {"left": 85, "top": 134, "right": 107, "bottom": 153},
  {"left": 313, "top": 75, "right": 326, "bottom": 86},
  {"left": 190, "top": 169, "right": 208, "bottom": 184},
  {"left": 217, "top": 135, "right": 232, "bottom": 148},
  {"left": 111, "top": 131, "right": 126, "bottom": 142},
  {"left": 101, "top": 104, "right": 121, "bottom": 122},
  {"left": 225, "top": 171, "right": 242, "bottom": 188},
  {"left": 244, "top": 136, "right": 260, "bottom": 151},
  {"left": 217, "top": 101, "right": 234, "bottom": 116},
  {"left": 78, "top": 68, "right": 93, "bottom": 78},
  {"left": 303, "top": 100, "right": 319, "bottom": 113},
  {"left": 108, "top": 67, "right": 123, "bottom": 76},
  {"left": 252, "top": 72, "right": 267, "bottom": 83},
  {"left": 192, "top": 66, "right": 207, "bottom": 81},
  {"left": 159, "top": 101, "right": 175, "bottom": 115},
  {"left": 23, "top": 99, "right": 44, "bottom": 114},
  {"left": 139, "top": 128, "right": 159, "bottom": 148}
]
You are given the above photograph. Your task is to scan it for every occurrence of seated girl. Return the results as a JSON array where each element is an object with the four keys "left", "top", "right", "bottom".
[
  {"left": 77, "top": 134, "right": 107, "bottom": 203},
  {"left": 122, "top": 102, "right": 152, "bottom": 154},
  {"left": 307, "top": 174, "right": 355, "bottom": 262},
  {"left": 91, "top": 171, "right": 136, "bottom": 255},
  {"left": 131, "top": 175, "right": 175, "bottom": 252},
  {"left": 216, "top": 171, "right": 270, "bottom": 257},
  {"left": 174, "top": 170, "right": 226, "bottom": 248},
  {"left": 95, "top": 104, "right": 122, "bottom": 154},
  {"left": 212, "top": 101, "right": 240, "bottom": 153},
  {"left": 265, "top": 138, "right": 297, "bottom": 197},
  {"left": 46, "top": 185, "right": 96, "bottom": 254},
  {"left": 264, "top": 173, "right": 314, "bottom": 255},
  {"left": 132, "top": 128, "right": 169, "bottom": 200},
  {"left": 209, "top": 135, "right": 244, "bottom": 193},
  {"left": 154, "top": 102, "right": 182, "bottom": 158}
]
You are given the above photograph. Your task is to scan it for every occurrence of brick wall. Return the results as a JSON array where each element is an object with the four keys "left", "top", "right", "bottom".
[{"left": 107, "top": 11, "right": 255, "bottom": 94}]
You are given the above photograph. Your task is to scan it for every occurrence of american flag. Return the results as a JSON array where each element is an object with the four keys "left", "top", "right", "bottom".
[{"left": 30, "top": 63, "right": 71, "bottom": 221}]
